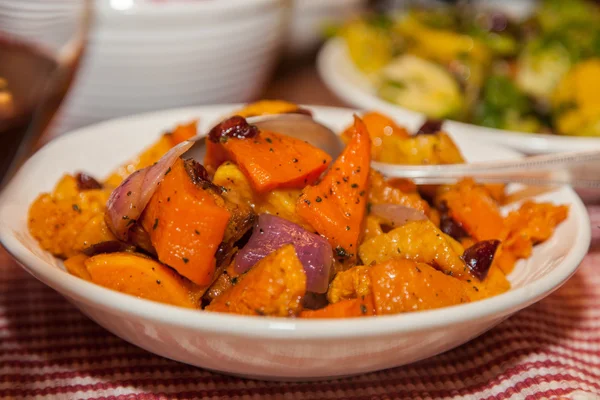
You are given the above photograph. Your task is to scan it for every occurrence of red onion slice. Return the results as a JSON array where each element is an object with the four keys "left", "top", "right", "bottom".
[
  {"left": 370, "top": 204, "right": 427, "bottom": 228},
  {"left": 105, "top": 140, "right": 194, "bottom": 240},
  {"left": 235, "top": 214, "right": 333, "bottom": 293}
]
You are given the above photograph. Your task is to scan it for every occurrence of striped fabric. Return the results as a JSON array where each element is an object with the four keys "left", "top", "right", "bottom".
[{"left": 1, "top": 208, "right": 600, "bottom": 400}]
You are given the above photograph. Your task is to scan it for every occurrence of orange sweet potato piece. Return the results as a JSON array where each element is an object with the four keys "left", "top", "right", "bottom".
[
  {"left": 369, "top": 259, "right": 470, "bottom": 314},
  {"left": 438, "top": 179, "right": 506, "bottom": 241},
  {"left": 341, "top": 111, "right": 409, "bottom": 159},
  {"left": 105, "top": 121, "right": 197, "bottom": 188},
  {"left": 141, "top": 159, "right": 231, "bottom": 286},
  {"left": 205, "top": 130, "right": 331, "bottom": 194},
  {"left": 72, "top": 214, "right": 117, "bottom": 253},
  {"left": 85, "top": 252, "right": 202, "bottom": 308},
  {"left": 206, "top": 245, "right": 306, "bottom": 317},
  {"left": 300, "top": 295, "right": 375, "bottom": 318},
  {"left": 169, "top": 120, "right": 197, "bottom": 144},
  {"left": 64, "top": 254, "right": 92, "bottom": 281},
  {"left": 467, "top": 264, "right": 510, "bottom": 301},
  {"left": 369, "top": 170, "right": 430, "bottom": 215},
  {"left": 327, "top": 265, "right": 371, "bottom": 303},
  {"left": 297, "top": 116, "right": 371, "bottom": 260}
]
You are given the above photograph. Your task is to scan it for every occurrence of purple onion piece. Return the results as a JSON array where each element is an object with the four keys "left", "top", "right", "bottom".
[
  {"left": 462, "top": 240, "right": 501, "bottom": 281},
  {"left": 105, "top": 140, "right": 194, "bottom": 241},
  {"left": 235, "top": 214, "right": 333, "bottom": 293},
  {"left": 370, "top": 204, "right": 427, "bottom": 228}
]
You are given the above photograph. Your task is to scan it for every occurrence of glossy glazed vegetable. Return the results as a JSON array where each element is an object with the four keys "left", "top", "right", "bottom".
[
  {"left": 105, "top": 140, "right": 194, "bottom": 241},
  {"left": 235, "top": 214, "right": 333, "bottom": 293},
  {"left": 369, "top": 259, "right": 470, "bottom": 314},
  {"left": 359, "top": 220, "right": 469, "bottom": 279},
  {"left": 297, "top": 116, "right": 371, "bottom": 261},
  {"left": 205, "top": 116, "right": 331, "bottom": 193},
  {"left": 207, "top": 245, "right": 306, "bottom": 317},
  {"left": 437, "top": 179, "right": 506, "bottom": 241},
  {"left": 140, "top": 158, "right": 231, "bottom": 286},
  {"left": 85, "top": 252, "right": 203, "bottom": 308}
]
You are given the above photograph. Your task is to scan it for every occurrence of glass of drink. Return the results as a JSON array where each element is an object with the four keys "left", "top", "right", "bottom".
[{"left": 0, "top": 0, "right": 91, "bottom": 186}]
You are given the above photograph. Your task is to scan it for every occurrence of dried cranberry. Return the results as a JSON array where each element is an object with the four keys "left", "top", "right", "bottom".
[
  {"left": 75, "top": 172, "right": 102, "bottom": 190},
  {"left": 208, "top": 115, "right": 258, "bottom": 143},
  {"left": 438, "top": 201, "right": 468, "bottom": 240},
  {"left": 462, "top": 240, "right": 501, "bottom": 281},
  {"left": 416, "top": 119, "right": 444, "bottom": 135}
]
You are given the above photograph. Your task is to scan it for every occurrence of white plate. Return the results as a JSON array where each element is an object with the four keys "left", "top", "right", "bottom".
[
  {"left": 318, "top": 38, "right": 600, "bottom": 155},
  {"left": 0, "top": 105, "right": 590, "bottom": 380}
]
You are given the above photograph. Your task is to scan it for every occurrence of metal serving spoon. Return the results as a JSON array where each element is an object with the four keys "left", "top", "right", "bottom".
[{"left": 184, "top": 113, "right": 600, "bottom": 189}]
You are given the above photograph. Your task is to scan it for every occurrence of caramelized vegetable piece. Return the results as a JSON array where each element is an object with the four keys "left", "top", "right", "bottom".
[
  {"left": 363, "top": 216, "right": 385, "bottom": 242},
  {"left": 297, "top": 116, "right": 371, "bottom": 261},
  {"left": 369, "top": 259, "right": 470, "bottom": 314},
  {"left": 369, "top": 170, "right": 430, "bottom": 215},
  {"left": 327, "top": 265, "right": 371, "bottom": 304},
  {"left": 359, "top": 220, "right": 469, "bottom": 279},
  {"left": 467, "top": 264, "right": 510, "bottom": 301},
  {"left": 28, "top": 175, "right": 111, "bottom": 258},
  {"left": 140, "top": 159, "right": 231, "bottom": 286},
  {"left": 504, "top": 201, "right": 569, "bottom": 258},
  {"left": 206, "top": 245, "right": 306, "bottom": 317},
  {"left": 206, "top": 123, "right": 331, "bottom": 193},
  {"left": 85, "top": 252, "right": 202, "bottom": 308},
  {"left": 72, "top": 214, "right": 117, "bottom": 253},
  {"left": 438, "top": 179, "right": 506, "bottom": 241},
  {"left": 378, "top": 132, "right": 465, "bottom": 165},
  {"left": 341, "top": 111, "right": 409, "bottom": 159},
  {"left": 204, "top": 262, "right": 240, "bottom": 303},
  {"left": 213, "top": 161, "right": 309, "bottom": 230},
  {"left": 63, "top": 254, "right": 92, "bottom": 281},
  {"left": 105, "top": 121, "right": 196, "bottom": 188},
  {"left": 300, "top": 295, "right": 375, "bottom": 318}
]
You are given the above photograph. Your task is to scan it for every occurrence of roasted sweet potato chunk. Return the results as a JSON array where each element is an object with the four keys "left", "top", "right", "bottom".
[
  {"left": 85, "top": 252, "right": 203, "bottom": 308},
  {"left": 141, "top": 159, "right": 231, "bottom": 286},
  {"left": 370, "top": 259, "right": 470, "bottom": 314},
  {"left": 206, "top": 245, "right": 306, "bottom": 317}
]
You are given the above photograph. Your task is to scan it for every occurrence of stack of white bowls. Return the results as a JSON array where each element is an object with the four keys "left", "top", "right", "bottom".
[{"left": 52, "top": 0, "right": 287, "bottom": 135}]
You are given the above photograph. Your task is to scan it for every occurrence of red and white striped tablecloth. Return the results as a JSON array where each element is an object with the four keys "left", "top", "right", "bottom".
[{"left": 2, "top": 209, "right": 600, "bottom": 400}]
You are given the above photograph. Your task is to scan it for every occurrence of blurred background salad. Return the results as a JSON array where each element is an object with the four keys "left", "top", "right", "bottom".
[{"left": 335, "top": 0, "right": 600, "bottom": 136}]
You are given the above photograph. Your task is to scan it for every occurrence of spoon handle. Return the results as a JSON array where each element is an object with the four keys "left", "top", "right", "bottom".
[{"left": 373, "top": 150, "right": 600, "bottom": 188}]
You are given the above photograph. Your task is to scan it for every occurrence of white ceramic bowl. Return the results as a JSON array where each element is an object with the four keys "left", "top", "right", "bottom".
[
  {"left": 286, "top": 0, "right": 367, "bottom": 58},
  {"left": 50, "top": 0, "right": 286, "bottom": 135},
  {"left": 318, "top": 38, "right": 600, "bottom": 155},
  {"left": 0, "top": 105, "right": 590, "bottom": 380}
]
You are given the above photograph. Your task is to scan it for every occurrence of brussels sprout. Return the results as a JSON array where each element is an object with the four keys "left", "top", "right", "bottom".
[
  {"left": 474, "top": 74, "right": 542, "bottom": 132},
  {"left": 377, "top": 55, "right": 464, "bottom": 119},
  {"left": 515, "top": 39, "right": 572, "bottom": 101}
]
